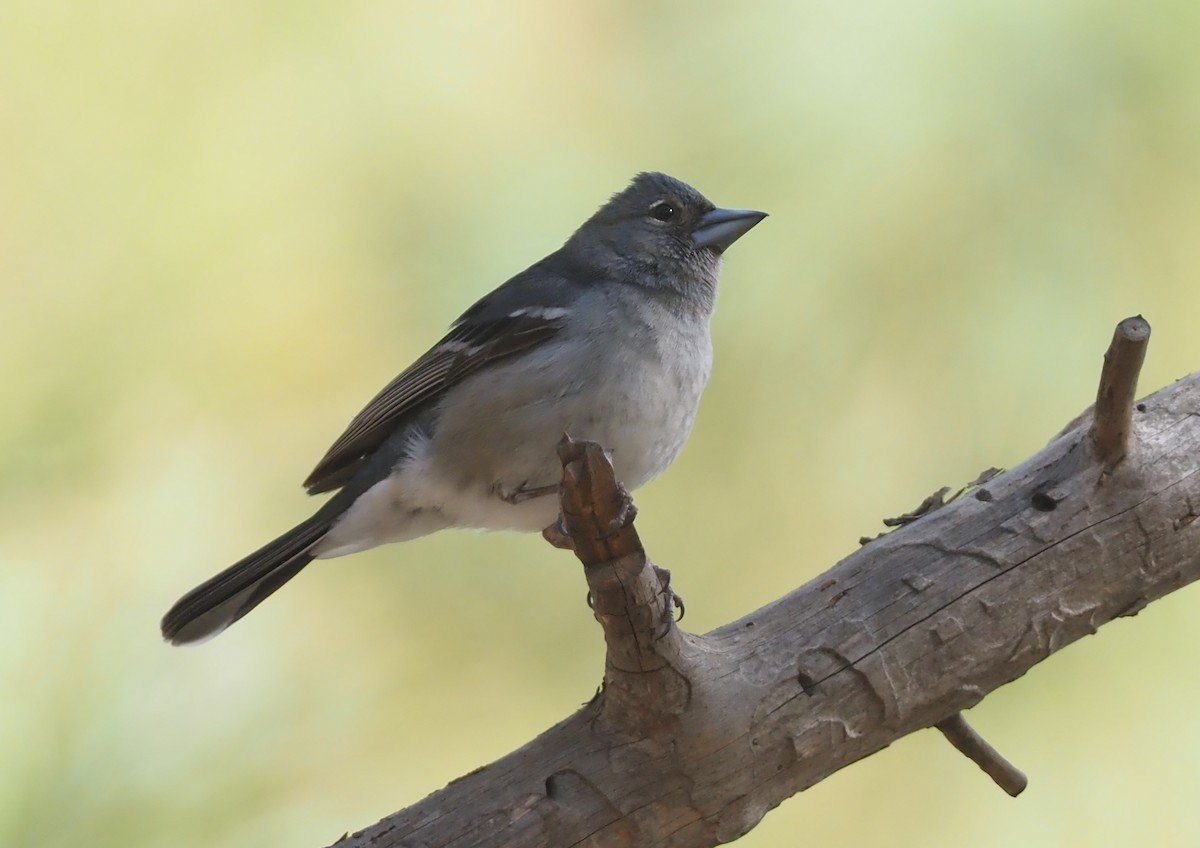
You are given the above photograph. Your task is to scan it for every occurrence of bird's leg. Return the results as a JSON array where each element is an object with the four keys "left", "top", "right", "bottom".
[
  {"left": 542, "top": 482, "right": 637, "bottom": 544},
  {"left": 499, "top": 481, "right": 560, "bottom": 505}
]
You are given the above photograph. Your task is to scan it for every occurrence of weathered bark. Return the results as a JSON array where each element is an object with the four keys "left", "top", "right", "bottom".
[{"left": 332, "top": 318, "right": 1200, "bottom": 848}]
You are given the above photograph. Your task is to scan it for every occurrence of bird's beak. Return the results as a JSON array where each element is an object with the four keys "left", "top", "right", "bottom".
[{"left": 691, "top": 207, "right": 768, "bottom": 253}]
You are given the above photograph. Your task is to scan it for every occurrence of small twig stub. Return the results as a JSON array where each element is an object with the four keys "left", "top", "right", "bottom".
[
  {"left": 936, "top": 712, "right": 1028, "bottom": 797},
  {"left": 1090, "top": 315, "right": 1151, "bottom": 467}
]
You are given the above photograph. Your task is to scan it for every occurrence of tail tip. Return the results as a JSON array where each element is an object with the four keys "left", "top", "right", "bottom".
[{"left": 160, "top": 608, "right": 233, "bottom": 646}]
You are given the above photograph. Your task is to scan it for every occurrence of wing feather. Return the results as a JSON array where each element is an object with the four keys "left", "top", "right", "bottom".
[{"left": 302, "top": 311, "right": 564, "bottom": 494}]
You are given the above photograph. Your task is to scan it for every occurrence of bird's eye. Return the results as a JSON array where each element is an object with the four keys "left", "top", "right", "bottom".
[{"left": 649, "top": 201, "right": 677, "bottom": 222}]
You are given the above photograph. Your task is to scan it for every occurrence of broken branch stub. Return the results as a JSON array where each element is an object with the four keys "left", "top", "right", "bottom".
[
  {"left": 553, "top": 435, "right": 688, "bottom": 728},
  {"left": 936, "top": 713, "right": 1028, "bottom": 797},
  {"left": 1090, "top": 315, "right": 1151, "bottom": 467}
]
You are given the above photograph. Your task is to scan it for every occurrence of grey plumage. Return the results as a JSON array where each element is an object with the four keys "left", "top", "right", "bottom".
[{"left": 161, "top": 172, "right": 766, "bottom": 645}]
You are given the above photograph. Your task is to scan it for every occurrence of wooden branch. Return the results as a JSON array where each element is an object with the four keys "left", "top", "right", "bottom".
[
  {"left": 332, "top": 319, "right": 1200, "bottom": 848},
  {"left": 935, "top": 713, "right": 1027, "bottom": 797},
  {"left": 554, "top": 435, "right": 689, "bottom": 729},
  {"left": 1089, "top": 315, "right": 1151, "bottom": 467},
  {"left": 870, "top": 481, "right": 1027, "bottom": 796}
]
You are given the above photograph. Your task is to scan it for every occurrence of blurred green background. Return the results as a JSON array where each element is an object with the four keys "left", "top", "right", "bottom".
[{"left": 4, "top": 1, "right": 1200, "bottom": 846}]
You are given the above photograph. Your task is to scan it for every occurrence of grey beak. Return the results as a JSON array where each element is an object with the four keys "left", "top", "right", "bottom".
[{"left": 692, "top": 207, "right": 768, "bottom": 253}]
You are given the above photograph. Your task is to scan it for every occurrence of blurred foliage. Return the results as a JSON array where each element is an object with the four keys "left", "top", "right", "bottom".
[{"left": 3, "top": 1, "right": 1200, "bottom": 846}]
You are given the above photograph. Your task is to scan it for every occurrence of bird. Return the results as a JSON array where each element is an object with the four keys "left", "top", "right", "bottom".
[{"left": 161, "top": 172, "right": 766, "bottom": 644}]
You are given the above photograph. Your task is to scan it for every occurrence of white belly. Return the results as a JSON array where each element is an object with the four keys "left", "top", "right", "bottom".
[
  {"left": 314, "top": 303, "right": 713, "bottom": 557},
  {"left": 415, "top": 320, "right": 712, "bottom": 532}
]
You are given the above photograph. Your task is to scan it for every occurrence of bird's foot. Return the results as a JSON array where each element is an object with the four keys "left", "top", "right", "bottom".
[
  {"left": 499, "top": 481, "right": 559, "bottom": 505},
  {"left": 653, "top": 565, "right": 685, "bottom": 626},
  {"left": 603, "top": 482, "right": 638, "bottom": 539}
]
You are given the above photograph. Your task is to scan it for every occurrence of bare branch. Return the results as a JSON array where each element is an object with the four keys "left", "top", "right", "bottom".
[
  {"left": 554, "top": 435, "right": 689, "bottom": 728},
  {"left": 331, "top": 321, "right": 1200, "bottom": 848}
]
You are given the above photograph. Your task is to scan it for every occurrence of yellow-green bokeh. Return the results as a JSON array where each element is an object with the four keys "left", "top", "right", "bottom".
[{"left": 4, "top": 2, "right": 1199, "bottom": 846}]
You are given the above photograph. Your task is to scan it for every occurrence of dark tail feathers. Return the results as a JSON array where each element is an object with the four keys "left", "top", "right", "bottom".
[{"left": 161, "top": 514, "right": 332, "bottom": 645}]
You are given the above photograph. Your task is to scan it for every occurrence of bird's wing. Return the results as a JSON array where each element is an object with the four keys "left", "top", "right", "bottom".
[{"left": 302, "top": 302, "right": 569, "bottom": 495}]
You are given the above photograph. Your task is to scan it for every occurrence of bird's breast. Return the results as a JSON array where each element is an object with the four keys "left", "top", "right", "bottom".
[
  {"left": 411, "top": 311, "right": 713, "bottom": 531},
  {"left": 599, "top": 319, "right": 713, "bottom": 489}
]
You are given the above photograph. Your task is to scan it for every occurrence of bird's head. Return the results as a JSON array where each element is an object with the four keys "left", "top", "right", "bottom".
[{"left": 566, "top": 172, "right": 766, "bottom": 314}]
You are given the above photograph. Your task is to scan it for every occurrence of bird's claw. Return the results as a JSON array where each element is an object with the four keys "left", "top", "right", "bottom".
[
  {"left": 602, "top": 483, "right": 638, "bottom": 539},
  {"left": 500, "top": 481, "right": 559, "bottom": 505},
  {"left": 652, "top": 566, "right": 684, "bottom": 638}
]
